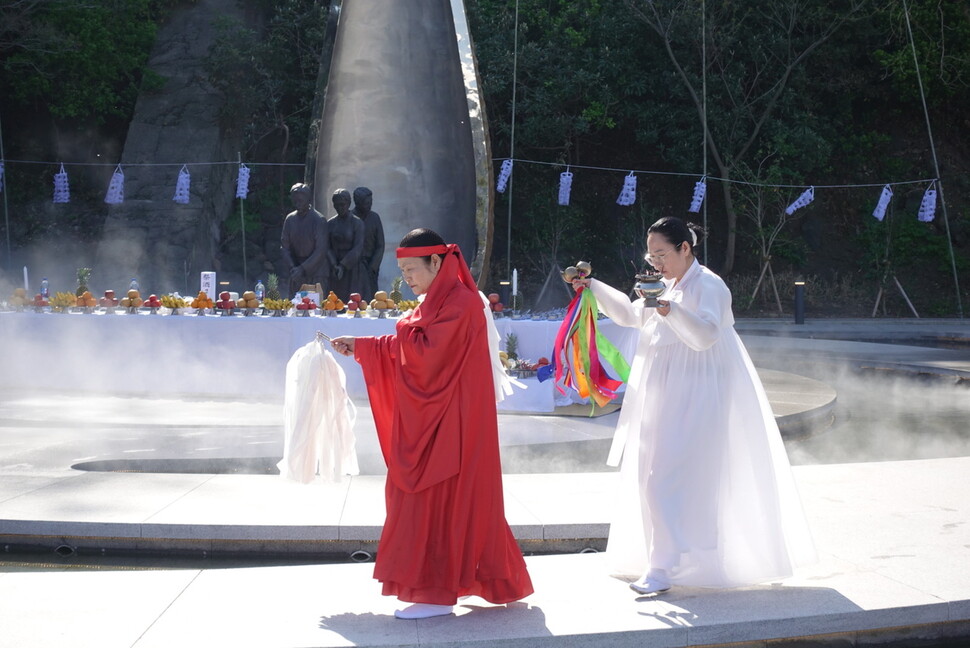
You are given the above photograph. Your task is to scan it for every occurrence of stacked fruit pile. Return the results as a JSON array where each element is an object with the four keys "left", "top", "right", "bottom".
[
  {"left": 322, "top": 291, "right": 345, "bottom": 312},
  {"left": 121, "top": 289, "right": 144, "bottom": 308}
]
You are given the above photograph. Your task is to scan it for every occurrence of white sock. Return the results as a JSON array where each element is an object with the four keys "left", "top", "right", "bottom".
[{"left": 394, "top": 603, "right": 454, "bottom": 620}]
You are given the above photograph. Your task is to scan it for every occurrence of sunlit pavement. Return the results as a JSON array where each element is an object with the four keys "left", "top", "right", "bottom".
[{"left": 1, "top": 319, "right": 969, "bottom": 647}]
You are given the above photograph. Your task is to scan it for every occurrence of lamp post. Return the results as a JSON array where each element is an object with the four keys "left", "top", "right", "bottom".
[{"left": 794, "top": 280, "right": 806, "bottom": 325}]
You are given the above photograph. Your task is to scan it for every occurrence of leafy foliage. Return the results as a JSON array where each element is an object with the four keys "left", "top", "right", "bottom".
[{"left": 1, "top": 0, "right": 163, "bottom": 121}]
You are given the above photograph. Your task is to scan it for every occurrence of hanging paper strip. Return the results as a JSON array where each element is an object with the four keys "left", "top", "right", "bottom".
[
  {"left": 872, "top": 184, "right": 893, "bottom": 221},
  {"left": 104, "top": 165, "right": 125, "bottom": 205},
  {"left": 785, "top": 186, "right": 814, "bottom": 215},
  {"left": 688, "top": 176, "right": 707, "bottom": 213},
  {"left": 544, "top": 287, "right": 630, "bottom": 412},
  {"left": 0, "top": 160, "right": 5, "bottom": 193},
  {"left": 616, "top": 172, "right": 637, "bottom": 206},
  {"left": 496, "top": 159, "right": 513, "bottom": 193},
  {"left": 235, "top": 163, "right": 251, "bottom": 199},
  {"left": 173, "top": 165, "right": 191, "bottom": 204},
  {"left": 53, "top": 164, "right": 70, "bottom": 203},
  {"left": 558, "top": 168, "right": 573, "bottom": 206},
  {"left": 917, "top": 183, "right": 937, "bottom": 222}
]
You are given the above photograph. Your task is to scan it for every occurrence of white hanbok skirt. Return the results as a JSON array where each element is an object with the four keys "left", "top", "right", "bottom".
[{"left": 606, "top": 328, "right": 817, "bottom": 587}]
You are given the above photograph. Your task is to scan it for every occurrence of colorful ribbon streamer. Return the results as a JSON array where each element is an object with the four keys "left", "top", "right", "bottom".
[{"left": 543, "top": 286, "right": 630, "bottom": 412}]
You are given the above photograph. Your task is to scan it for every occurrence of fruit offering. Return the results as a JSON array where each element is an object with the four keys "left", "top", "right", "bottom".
[
  {"left": 121, "top": 289, "right": 144, "bottom": 308},
  {"left": 396, "top": 299, "right": 419, "bottom": 311},
  {"left": 235, "top": 291, "right": 260, "bottom": 310},
  {"left": 262, "top": 298, "right": 291, "bottom": 312},
  {"left": 33, "top": 293, "right": 49, "bottom": 308},
  {"left": 295, "top": 296, "right": 318, "bottom": 314},
  {"left": 75, "top": 291, "right": 98, "bottom": 308},
  {"left": 369, "top": 290, "right": 396, "bottom": 312},
  {"left": 322, "top": 291, "right": 345, "bottom": 312},
  {"left": 190, "top": 291, "right": 214, "bottom": 309},
  {"left": 215, "top": 291, "right": 235, "bottom": 311},
  {"left": 10, "top": 288, "right": 29, "bottom": 308},
  {"left": 143, "top": 294, "right": 162, "bottom": 309},
  {"left": 99, "top": 290, "right": 119, "bottom": 307},
  {"left": 488, "top": 292, "right": 505, "bottom": 313},
  {"left": 50, "top": 291, "right": 76, "bottom": 311},
  {"left": 346, "top": 292, "right": 363, "bottom": 313},
  {"left": 160, "top": 294, "right": 188, "bottom": 309}
]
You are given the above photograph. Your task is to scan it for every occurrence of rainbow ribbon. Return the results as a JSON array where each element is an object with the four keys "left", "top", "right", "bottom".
[{"left": 547, "top": 287, "right": 630, "bottom": 411}]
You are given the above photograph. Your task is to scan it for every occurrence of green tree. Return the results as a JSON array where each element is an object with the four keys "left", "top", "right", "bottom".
[{"left": 1, "top": 0, "right": 162, "bottom": 121}]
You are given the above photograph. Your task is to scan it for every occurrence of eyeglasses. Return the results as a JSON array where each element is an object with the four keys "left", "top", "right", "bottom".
[{"left": 644, "top": 243, "right": 682, "bottom": 266}]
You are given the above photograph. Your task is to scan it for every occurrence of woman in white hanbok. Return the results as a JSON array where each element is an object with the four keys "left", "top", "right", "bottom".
[{"left": 573, "top": 217, "right": 816, "bottom": 595}]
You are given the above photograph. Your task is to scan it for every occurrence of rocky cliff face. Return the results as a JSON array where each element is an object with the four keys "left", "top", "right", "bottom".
[{"left": 95, "top": 0, "right": 247, "bottom": 295}]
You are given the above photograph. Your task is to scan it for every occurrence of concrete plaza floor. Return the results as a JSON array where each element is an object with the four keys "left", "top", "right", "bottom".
[{"left": 0, "top": 318, "right": 968, "bottom": 647}]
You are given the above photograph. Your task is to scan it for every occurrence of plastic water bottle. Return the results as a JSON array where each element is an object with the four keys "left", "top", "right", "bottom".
[
  {"left": 40, "top": 278, "right": 49, "bottom": 299},
  {"left": 129, "top": 278, "right": 139, "bottom": 291},
  {"left": 255, "top": 279, "right": 265, "bottom": 301}
]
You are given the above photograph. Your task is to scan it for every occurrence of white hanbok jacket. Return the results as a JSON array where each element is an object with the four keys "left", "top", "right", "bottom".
[
  {"left": 591, "top": 260, "right": 816, "bottom": 587},
  {"left": 278, "top": 340, "right": 359, "bottom": 483}
]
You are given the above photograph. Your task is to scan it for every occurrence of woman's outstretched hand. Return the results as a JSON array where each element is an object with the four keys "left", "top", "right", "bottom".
[{"left": 331, "top": 336, "right": 356, "bottom": 356}]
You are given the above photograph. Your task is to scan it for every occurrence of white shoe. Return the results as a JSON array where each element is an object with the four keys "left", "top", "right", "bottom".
[
  {"left": 394, "top": 603, "right": 454, "bottom": 620},
  {"left": 629, "top": 569, "right": 670, "bottom": 595}
]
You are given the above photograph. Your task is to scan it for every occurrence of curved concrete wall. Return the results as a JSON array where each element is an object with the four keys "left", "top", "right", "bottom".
[{"left": 312, "top": 0, "right": 489, "bottom": 296}]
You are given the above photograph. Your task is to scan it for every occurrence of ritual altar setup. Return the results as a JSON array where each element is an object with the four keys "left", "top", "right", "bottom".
[{"left": 0, "top": 304, "right": 635, "bottom": 414}]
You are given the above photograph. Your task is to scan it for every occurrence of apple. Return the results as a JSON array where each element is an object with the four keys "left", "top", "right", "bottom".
[
  {"left": 349, "top": 293, "right": 362, "bottom": 303},
  {"left": 348, "top": 301, "right": 359, "bottom": 311},
  {"left": 487, "top": 293, "right": 500, "bottom": 304},
  {"left": 219, "top": 291, "right": 231, "bottom": 301},
  {"left": 493, "top": 302, "right": 504, "bottom": 312}
]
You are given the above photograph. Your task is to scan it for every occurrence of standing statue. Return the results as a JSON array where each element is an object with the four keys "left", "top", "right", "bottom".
[
  {"left": 353, "top": 186, "right": 385, "bottom": 301},
  {"left": 280, "top": 183, "right": 329, "bottom": 298},
  {"left": 327, "top": 188, "right": 366, "bottom": 300}
]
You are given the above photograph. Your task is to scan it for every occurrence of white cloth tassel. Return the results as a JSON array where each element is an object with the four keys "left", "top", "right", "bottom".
[
  {"left": 872, "top": 184, "right": 893, "bottom": 221},
  {"left": 688, "top": 177, "right": 706, "bottom": 213},
  {"left": 173, "top": 165, "right": 191, "bottom": 204},
  {"left": 235, "top": 163, "right": 251, "bottom": 199},
  {"left": 785, "top": 186, "right": 814, "bottom": 215},
  {"left": 496, "top": 159, "right": 513, "bottom": 193},
  {"left": 918, "top": 184, "right": 937, "bottom": 222},
  {"left": 558, "top": 169, "right": 573, "bottom": 206},
  {"left": 104, "top": 165, "right": 125, "bottom": 205},
  {"left": 279, "top": 340, "right": 359, "bottom": 483},
  {"left": 616, "top": 172, "right": 637, "bottom": 206},
  {"left": 53, "top": 164, "right": 70, "bottom": 203},
  {"left": 0, "top": 160, "right": 5, "bottom": 193}
]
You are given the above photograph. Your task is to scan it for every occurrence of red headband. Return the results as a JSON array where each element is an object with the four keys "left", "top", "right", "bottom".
[{"left": 396, "top": 244, "right": 450, "bottom": 258}]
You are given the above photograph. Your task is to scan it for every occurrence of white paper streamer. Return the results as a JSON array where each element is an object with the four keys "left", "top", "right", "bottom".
[
  {"left": 616, "top": 172, "right": 637, "bottom": 206},
  {"left": 173, "top": 165, "right": 191, "bottom": 204},
  {"left": 785, "top": 186, "right": 814, "bottom": 215},
  {"left": 918, "top": 184, "right": 937, "bottom": 222},
  {"left": 558, "top": 168, "right": 573, "bottom": 206},
  {"left": 235, "top": 163, "right": 250, "bottom": 199},
  {"left": 688, "top": 176, "right": 706, "bottom": 213},
  {"left": 496, "top": 159, "right": 513, "bottom": 193},
  {"left": 53, "top": 164, "right": 70, "bottom": 203},
  {"left": 0, "top": 160, "right": 5, "bottom": 193},
  {"left": 104, "top": 165, "right": 125, "bottom": 205},
  {"left": 872, "top": 184, "right": 893, "bottom": 221}
]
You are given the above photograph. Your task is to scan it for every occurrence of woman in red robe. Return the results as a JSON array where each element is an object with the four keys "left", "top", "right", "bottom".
[{"left": 331, "top": 228, "right": 533, "bottom": 619}]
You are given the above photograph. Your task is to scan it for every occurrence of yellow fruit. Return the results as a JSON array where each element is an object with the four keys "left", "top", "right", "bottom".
[
  {"left": 121, "top": 298, "right": 132, "bottom": 307},
  {"left": 375, "top": 291, "right": 388, "bottom": 301},
  {"left": 127, "top": 289, "right": 140, "bottom": 299}
]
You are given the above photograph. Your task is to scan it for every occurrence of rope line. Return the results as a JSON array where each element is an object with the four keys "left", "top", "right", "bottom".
[{"left": 492, "top": 157, "right": 938, "bottom": 191}]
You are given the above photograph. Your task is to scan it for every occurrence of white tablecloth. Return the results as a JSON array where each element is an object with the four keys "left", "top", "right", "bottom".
[{"left": 0, "top": 311, "right": 636, "bottom": 412}]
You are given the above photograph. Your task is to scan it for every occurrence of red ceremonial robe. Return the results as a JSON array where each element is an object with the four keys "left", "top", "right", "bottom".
[{"left": 354, "top": 270, "right": 533, "bottom": 605}]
